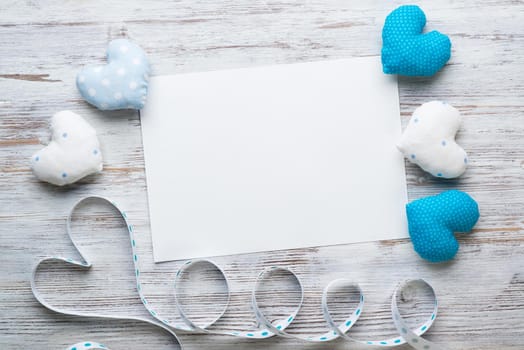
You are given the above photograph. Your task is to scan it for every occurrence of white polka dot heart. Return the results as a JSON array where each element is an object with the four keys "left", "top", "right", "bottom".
[
  {"left": 397, "top": 101, "right": 468, "bottom": 179},
  {"left": 76, "top": 39, "right": 150, "bottom": 110},
  {"left": 30, "top": 111, "right": 103, "bottom": 186}
]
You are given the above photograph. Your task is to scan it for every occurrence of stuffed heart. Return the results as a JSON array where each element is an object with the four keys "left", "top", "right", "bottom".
[
  {"left": 406, "top": 190, "right": 480, "bottom": 263},
  {"left": 397, "top": 101, "right": 467, "bottom": 179},
  {"left": 381, "top": 5, "right": 451, "bottom": 76},
  {"left": 76, "top": 39, "right": 150, "bottom": 110},
  {"left": 30, "top": 111, "right": 103, "bottom": 186}
]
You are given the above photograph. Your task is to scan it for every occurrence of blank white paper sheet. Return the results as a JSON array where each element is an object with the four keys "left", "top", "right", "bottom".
[{"left": 140, "top": 57, "right": 408, "bottom": 262}]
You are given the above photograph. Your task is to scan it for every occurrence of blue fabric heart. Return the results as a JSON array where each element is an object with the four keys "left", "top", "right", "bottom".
[
  {"left": 406, "top": 190, "right": 479, "bottom": 263},
  {"left": 381, "top": 5, "right": 451, "bottom": 77},
  {"left": 76, "top": 39, "right": 150, "bottom": 110}
]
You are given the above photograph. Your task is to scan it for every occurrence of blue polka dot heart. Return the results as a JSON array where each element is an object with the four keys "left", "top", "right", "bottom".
[
  {"left": 381, "top": 5, "right": 451, "bottom": 76},
  {"left": 406, "top": 190, "right": 480, "bottom": 263},
  {"left": 76, "top": 39, "right": 150, "bottom": 110}
]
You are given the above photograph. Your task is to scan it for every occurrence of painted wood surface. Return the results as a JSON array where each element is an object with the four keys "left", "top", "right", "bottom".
[{"left": 1, "top": 0, "right": 523, "bottom": 349}]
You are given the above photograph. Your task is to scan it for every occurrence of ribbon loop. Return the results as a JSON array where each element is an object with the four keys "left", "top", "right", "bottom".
[
  {"left": 251, "top": 266, "right": 304, "bottom": 339},
  {"left": 30, "top": 196, "right": 446, "bottom": 350},
  {"left": 173, "top": 259, "right": 230, "bottom": 332},
  {"left": 321, "top": 279, "right": 364, "bottom": 341}
]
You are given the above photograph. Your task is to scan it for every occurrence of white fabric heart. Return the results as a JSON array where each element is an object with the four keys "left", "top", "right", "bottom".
[
  {"left": 31, "top": 111, "right": 103, "bottom": 186},
  {"left": 397, "top": 101, "right": 468, "bottom": 179}
]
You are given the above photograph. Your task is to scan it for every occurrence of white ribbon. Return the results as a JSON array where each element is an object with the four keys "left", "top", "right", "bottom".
[{"left": 31, "top": 196, "right": 446, "bottom": 350}]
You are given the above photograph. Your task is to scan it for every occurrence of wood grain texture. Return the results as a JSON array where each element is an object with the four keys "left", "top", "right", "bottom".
[{"left": 1, "top": 0, "right": 523, "bottom": 349}]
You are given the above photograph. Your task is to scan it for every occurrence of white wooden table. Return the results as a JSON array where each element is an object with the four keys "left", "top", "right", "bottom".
[{"left": 1, "top": 1, "right": 523, "bottom": 349}]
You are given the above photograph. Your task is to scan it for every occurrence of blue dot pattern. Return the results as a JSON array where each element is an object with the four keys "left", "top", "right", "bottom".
[
  {"left": 67, "top": 342, "right": 106, "bottom": 350},
  {"left": 76, "top": 39, "right": 150, "bottom": 110},
  {"left": 406, "top": 190, "right": 480, "bottom": 262},
  {"left": 381, "top": 5, "right": 451, "bottom": 77}
]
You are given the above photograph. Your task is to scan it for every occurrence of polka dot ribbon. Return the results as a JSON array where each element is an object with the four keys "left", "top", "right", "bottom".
[{"left": 30, "top": 196, "right": 447, "bottom": 350}]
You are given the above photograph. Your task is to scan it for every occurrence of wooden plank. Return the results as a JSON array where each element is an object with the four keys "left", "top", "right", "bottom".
[{"left": 0, "top": 0, "right": 523, "bottom": 349}]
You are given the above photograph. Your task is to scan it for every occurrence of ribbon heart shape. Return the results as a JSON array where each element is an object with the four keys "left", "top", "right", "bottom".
[{"left": 32, "top": 196, "right": 447, "bottom": 349}]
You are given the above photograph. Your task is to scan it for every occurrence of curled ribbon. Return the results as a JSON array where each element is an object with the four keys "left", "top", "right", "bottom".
[{"left": 31, "top": 196, "right": 446, "bottom": 350}]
